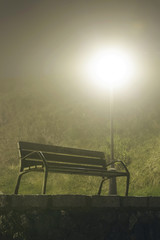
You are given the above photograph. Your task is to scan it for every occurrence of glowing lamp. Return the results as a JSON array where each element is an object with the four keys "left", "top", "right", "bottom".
[{"left": 86, "top": 47, "right": 134, "bottom": 89}]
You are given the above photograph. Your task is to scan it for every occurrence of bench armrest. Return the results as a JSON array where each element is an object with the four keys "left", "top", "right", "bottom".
[
  {"left": 20, "top": 151, "right": 38, "bottom": 161},
  {"left": 106, "top": 160, "right": 130, "bottom": 176},
  {"left": 20, "top": 151, "right": 48, "bottom": 168},
  {"left": 38, "top": 151, "right": 48, "bottom": 168}
]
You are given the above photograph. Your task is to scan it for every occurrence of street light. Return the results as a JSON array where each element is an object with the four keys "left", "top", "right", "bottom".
[{"left": 85, "top": 46, "right": 135, "bottom": 195}]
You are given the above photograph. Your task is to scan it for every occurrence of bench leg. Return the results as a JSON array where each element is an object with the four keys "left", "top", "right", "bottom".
[
  {"left": 125, "top": 173, "right": 130, "bottom": 196},
  {"left": 98, "top": 177, "right": 107, "bottom": 195},
  {"left": 42, "top": 169, "right": 48, "bottom": 194},
  {"left": 98, "top": 174, "right": 130, "bottom": 196},
  {"left": 14, "top": 171, "right": 27, "bottom": 194}
]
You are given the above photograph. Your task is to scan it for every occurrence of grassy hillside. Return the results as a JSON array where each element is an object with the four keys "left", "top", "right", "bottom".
[{"left": 1, "top": 78, "right": 160, "bottom": 196}]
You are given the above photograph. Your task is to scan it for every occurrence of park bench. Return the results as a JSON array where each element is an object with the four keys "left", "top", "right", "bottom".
[{"left": 14, "top": 141, "right": 130, "bottom": 195}]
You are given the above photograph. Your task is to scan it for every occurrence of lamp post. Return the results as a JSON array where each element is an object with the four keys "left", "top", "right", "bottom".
[
  {"left": 85, "top": 46, "right": 134, "bottom": 195},
  {"left": 109, "top": 86, "right": 117, "bottom": 195}
]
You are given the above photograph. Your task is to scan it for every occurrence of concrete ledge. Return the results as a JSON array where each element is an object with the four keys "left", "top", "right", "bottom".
[
  {"left": 1, "top": 195, "right": 160, "bottom": 210},
  {"left": 91, "top": 195, "right": 121, "bottom": 208},
  {"left": 51, "top": 195, "right": 90, "bottom": 208},
  {"left": 122, "top": 196, "right": 148, "bottom": 208},
  {"left": 148, "top": 196, "right": 160, "bottom": 208}
]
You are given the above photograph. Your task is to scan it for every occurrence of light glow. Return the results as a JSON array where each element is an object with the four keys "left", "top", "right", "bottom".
[{"left": 85, "top": 46, "right": 135, "bottom": 89}]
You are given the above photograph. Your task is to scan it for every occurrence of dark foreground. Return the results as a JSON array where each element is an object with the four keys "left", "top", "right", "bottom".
[{"left": 0, "top": 195, "right": 160, "bottom": 240}]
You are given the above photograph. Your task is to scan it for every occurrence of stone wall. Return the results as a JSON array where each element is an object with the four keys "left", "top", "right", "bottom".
[{"left": 0, "top": 195, "right": 160, "bottom": 239}]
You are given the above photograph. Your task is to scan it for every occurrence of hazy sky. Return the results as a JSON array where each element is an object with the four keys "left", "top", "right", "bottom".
[{"left": 1, "top": 0, "right": 160, "bottom": 82}]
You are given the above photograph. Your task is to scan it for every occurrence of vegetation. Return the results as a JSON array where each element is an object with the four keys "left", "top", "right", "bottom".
[{"left": 0, "top": 78, "right": 160, "bottom": 196}]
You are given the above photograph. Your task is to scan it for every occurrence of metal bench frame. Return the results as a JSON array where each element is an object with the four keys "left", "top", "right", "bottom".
[{"left": 14, "top": 141, "right": 130, "bottom": 195}]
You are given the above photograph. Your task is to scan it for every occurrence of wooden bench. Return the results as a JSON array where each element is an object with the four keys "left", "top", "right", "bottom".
[{"left": 14, "top": 141, "right": 130, "bottom": 195}]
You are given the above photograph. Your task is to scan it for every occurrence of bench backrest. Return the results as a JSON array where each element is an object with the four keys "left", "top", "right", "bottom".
[{"left": 18, "top": 141, "right": 106, "bottom": 171}]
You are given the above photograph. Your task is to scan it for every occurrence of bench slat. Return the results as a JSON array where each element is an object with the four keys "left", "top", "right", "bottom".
[
  {"left": 20, "top": 167, "right": 128, "bottom": 178},
  {"left": 44, "top": 167, "right": 128, "bottom": 177},
  {"left": 20, "top": 150, "right": 105, "bottom": 167},
  {"left": 22, "top": 162, "right": 127, "bottom": 177},
  {"left": 19, "top": 141, "right": 105, "bottom": 158},
  {"left": 22, "top": 160, "right": 105, "bottom": 171}
]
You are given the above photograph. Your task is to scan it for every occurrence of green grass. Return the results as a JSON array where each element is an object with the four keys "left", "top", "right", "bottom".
[
  {"left": 1, "top": 79, "right": 160, "bottom": 196},
  {"left": 1, "top": 133, "right": 160, "bottom": 196}
]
